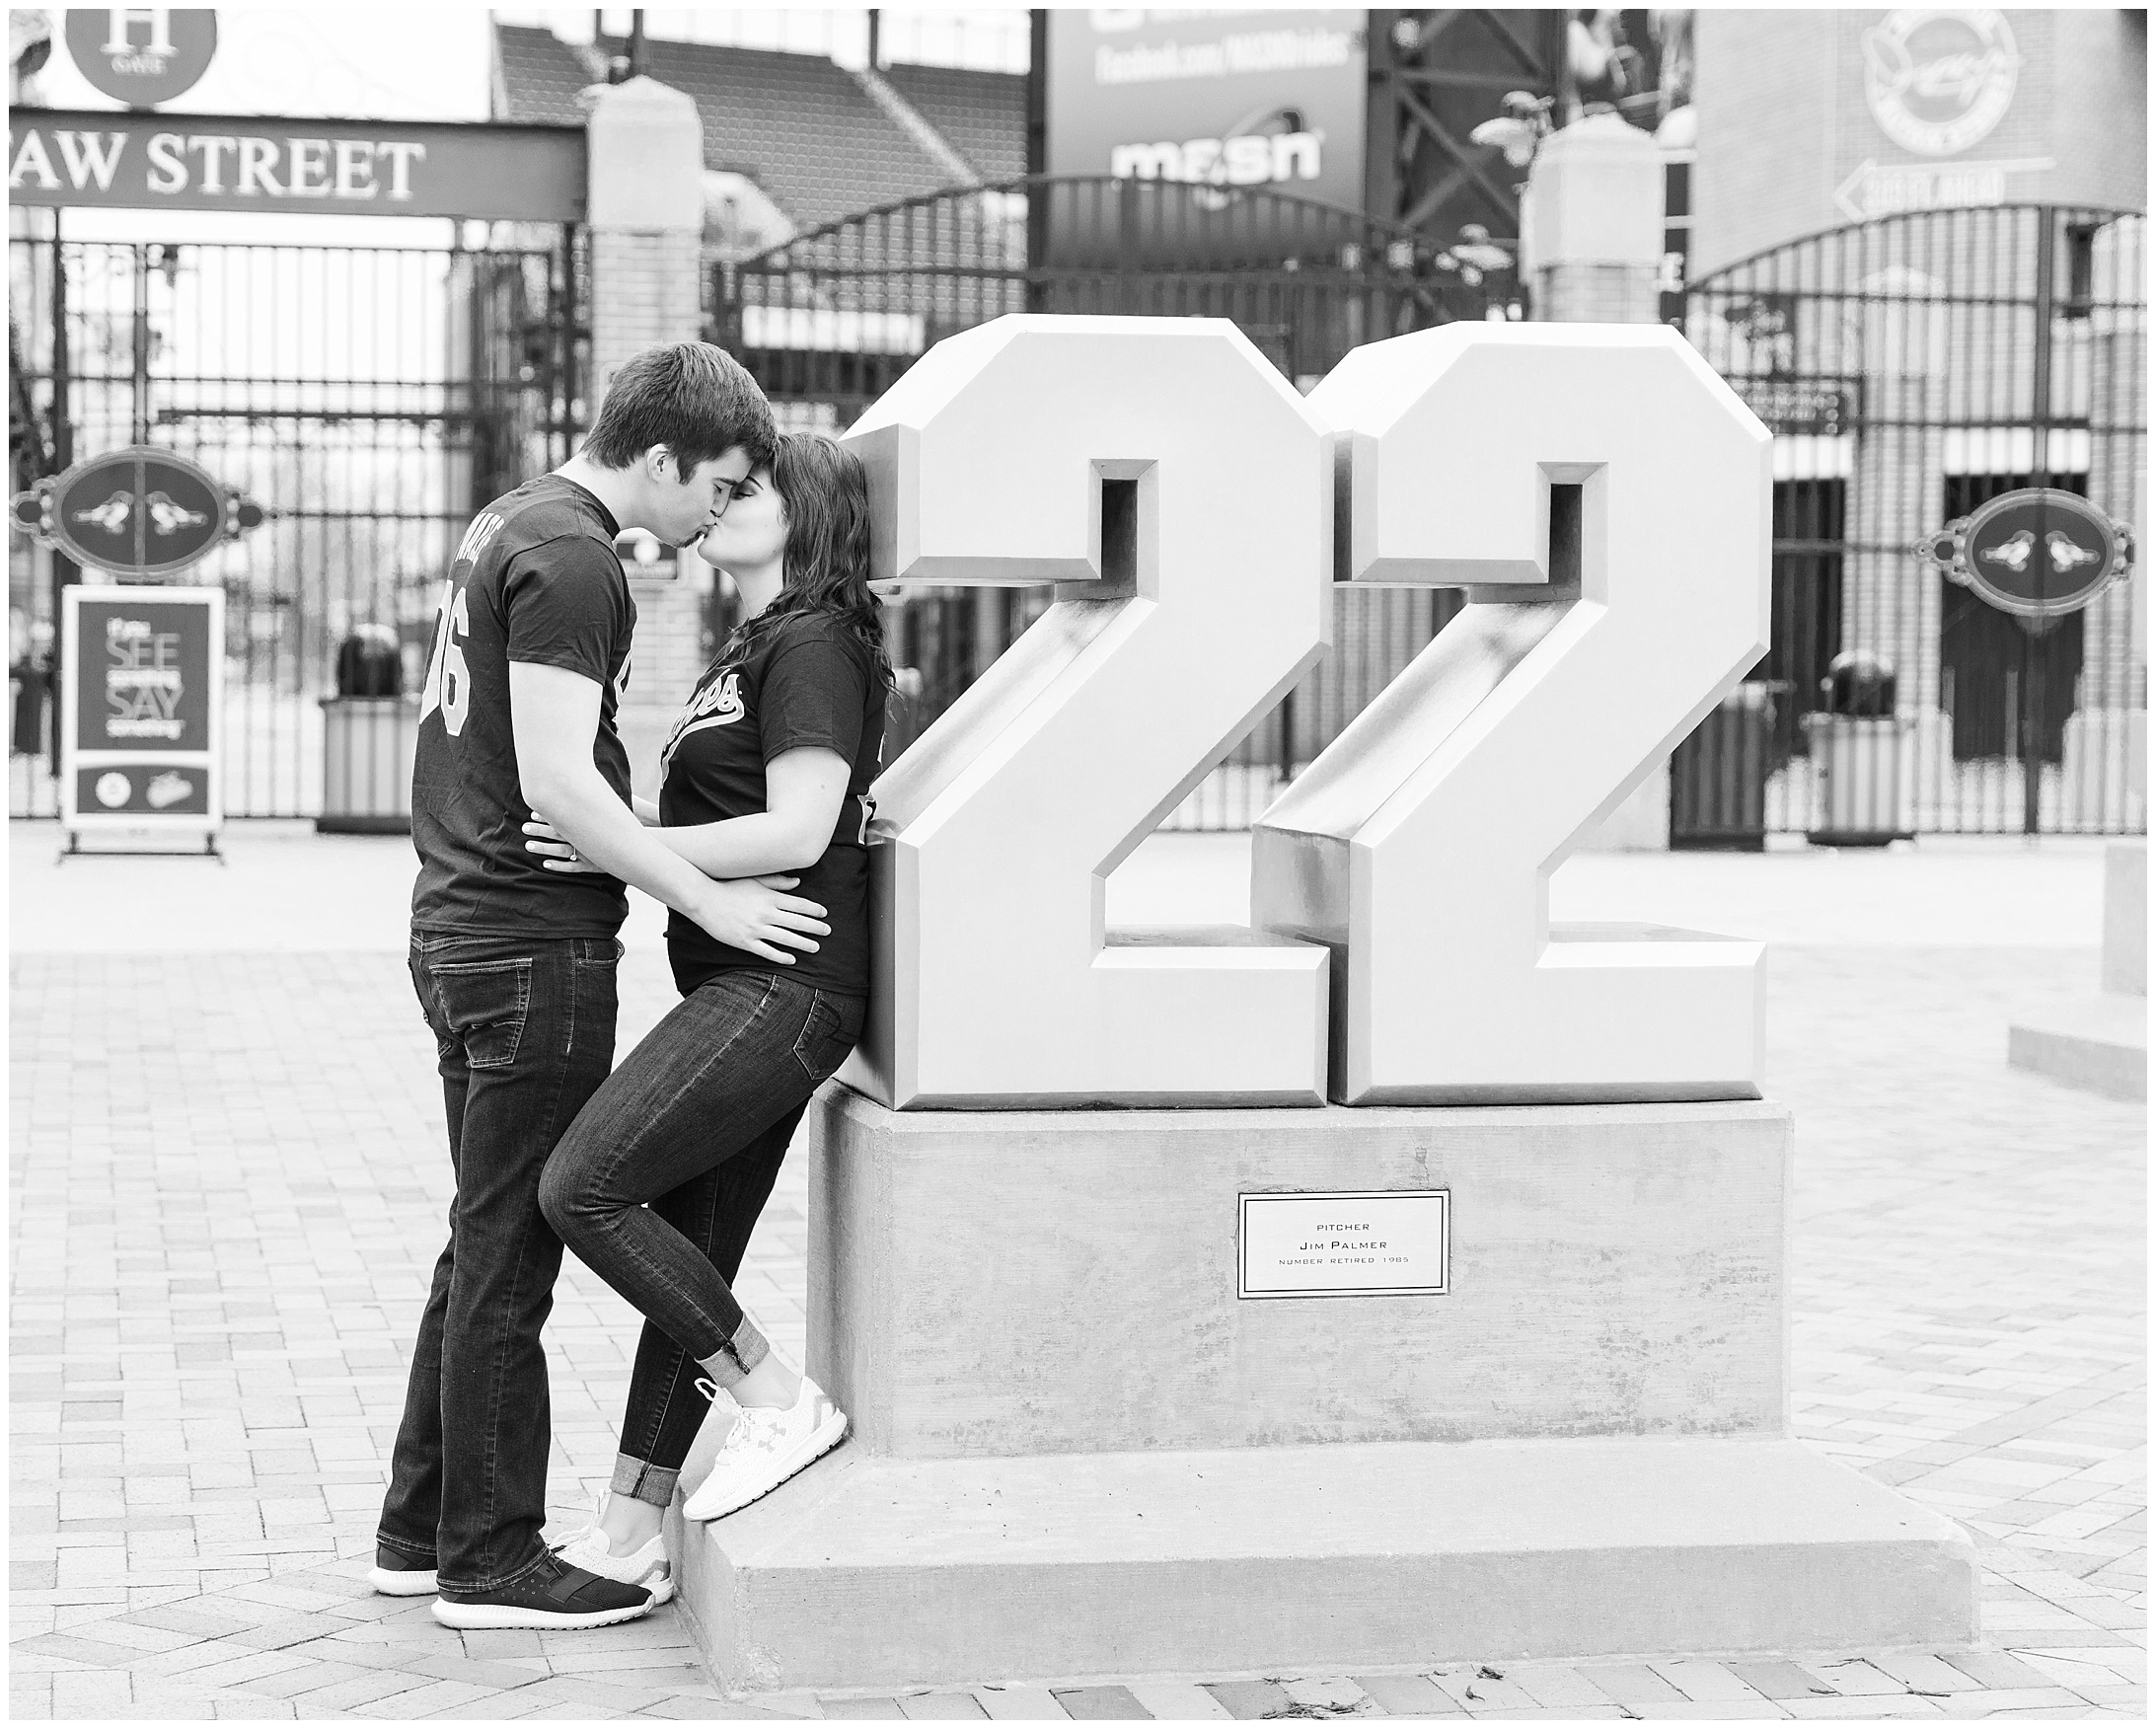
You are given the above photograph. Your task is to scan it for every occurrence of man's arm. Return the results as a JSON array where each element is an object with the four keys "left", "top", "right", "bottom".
[
  {"left": 525, "top": 749, "right": 852, "bottom": 880},
  {"left": 508, "top": 661, "right": 829, "bottom": 964}
]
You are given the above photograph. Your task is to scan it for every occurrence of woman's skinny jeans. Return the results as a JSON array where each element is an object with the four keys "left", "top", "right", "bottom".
[{"left": 539, "top": 968, "right": 864, "bottom": 1509}]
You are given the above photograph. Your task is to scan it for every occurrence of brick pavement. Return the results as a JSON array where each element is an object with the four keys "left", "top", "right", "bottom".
[{"left": 8, "top": 832, "right": 2143, "bottom": 1721}]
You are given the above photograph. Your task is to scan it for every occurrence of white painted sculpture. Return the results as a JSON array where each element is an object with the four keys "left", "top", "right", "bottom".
[
  {"left": 1252, "top": 323, "right": 1772, "bottom": 1103},
  {"left": 838, "top": 316, "right": 1333, "bottom": 1108}
]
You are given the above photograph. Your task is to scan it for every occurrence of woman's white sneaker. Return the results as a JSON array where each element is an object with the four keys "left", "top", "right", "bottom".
[
  {"left": 552, "top": 1489, "right": 675, "bottom": 1606},
  {"left": 682, "top": 1377, "right": 847, "bottom": 1522}
]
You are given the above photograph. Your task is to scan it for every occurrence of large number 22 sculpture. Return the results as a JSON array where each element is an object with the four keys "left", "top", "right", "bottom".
[{"left": 837, "top": 318, "right": 1770, "bottom": 1111}]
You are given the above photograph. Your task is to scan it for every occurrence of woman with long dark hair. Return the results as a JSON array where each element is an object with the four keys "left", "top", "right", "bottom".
[{"left": 527, "top": 433, "right": 891, "bottom": 1595}]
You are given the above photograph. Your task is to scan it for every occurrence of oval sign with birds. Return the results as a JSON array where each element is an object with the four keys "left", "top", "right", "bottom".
[
  {"left": 13, "top": 446, "right": 263, "bottom": 577},
  {"left": 1921, "top": 487, "right": 2134, "bottom": 622}
]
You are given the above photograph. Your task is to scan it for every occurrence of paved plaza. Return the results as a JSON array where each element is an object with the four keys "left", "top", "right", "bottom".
[{"left": 9, "top": 821, "right": 2145, "bottom": 1721}]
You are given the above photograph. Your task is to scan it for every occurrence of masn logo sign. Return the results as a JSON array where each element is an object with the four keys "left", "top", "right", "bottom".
[{"left": 1110, "top": 130, "right": 1320, "bottom": 190}]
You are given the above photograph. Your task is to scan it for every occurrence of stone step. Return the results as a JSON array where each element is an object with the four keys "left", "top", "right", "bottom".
[
  {"left": 2008, "top": 994, "right": 2147, "bottom": 1101},
  {"left": 671, "top": 1435, "right": 1977, "bottom": 1693}
]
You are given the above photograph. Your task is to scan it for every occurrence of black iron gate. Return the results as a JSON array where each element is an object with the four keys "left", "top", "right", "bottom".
[
  {"left": 1675, "top": 203, "right": 2146, "bottom": 842},
  {"left": 9, "top": 228, "right": 585, "bottom": 818},
  {"left": 713, "top": 173, "right": 1491, "bottom": 419},
  {"left": 710, "top": 174, "right": 1483, "bottom": 828}
]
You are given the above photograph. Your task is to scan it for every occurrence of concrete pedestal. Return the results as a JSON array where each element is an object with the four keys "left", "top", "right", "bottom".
[
  {"left": 2007, "top": 841, "right": 2147, "bottom": 1100},
  {"left": 2007, "top": 997, "right": 2148, "bottom": 1101},
  {"left": 674, "top": 1094, "right": 1975, "bottom": 1691}
]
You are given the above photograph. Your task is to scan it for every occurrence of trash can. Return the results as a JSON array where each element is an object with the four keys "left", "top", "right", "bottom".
[
  {"left": 335, "top": 623, "right": 405, "bottom": 697},
  {"left": 1671, "top": 682, "right": 1777, "bottom": 850},
  {"left": 319, "top": 628, "right": 418, "bottom": 834},
  {"left": 1805, "top": 650, "right": 1912, "bottom": 847}
]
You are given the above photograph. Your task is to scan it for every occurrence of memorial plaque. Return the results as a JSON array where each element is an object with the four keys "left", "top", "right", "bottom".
[{"left": 1237, "top": 1189, "right": 1450, "bottom": 1299}]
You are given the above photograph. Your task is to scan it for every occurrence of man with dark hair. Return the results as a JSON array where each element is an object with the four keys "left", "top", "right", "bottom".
[{"left": 373, "top": 342, "right": 831, "bottom": 1630}]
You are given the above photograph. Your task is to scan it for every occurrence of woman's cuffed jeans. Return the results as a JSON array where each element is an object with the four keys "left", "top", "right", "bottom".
[{"left": 540, "top": 969, "right": 863, "bottom": 1508}]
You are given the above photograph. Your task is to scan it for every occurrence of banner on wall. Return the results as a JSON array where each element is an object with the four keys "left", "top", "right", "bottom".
[
  {"left": 1045, "top": 9, "right": 1366, "bottom": 260},
  {"left": 61, "top": 585, "right": 224, "bottom": 844}
]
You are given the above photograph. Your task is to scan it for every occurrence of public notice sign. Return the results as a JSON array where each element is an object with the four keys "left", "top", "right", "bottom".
[
  {"left": 1238, "top": 1189, "right": 1450, "bottom": 1299},
  {"left": 61, "top": 585, "right": 224, "bottom": 832},
  {"left": 7, "top": 109, "right": 585, "bottom": 223}
]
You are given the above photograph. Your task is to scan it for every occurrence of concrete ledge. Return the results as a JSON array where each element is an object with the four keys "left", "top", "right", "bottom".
[
  {"left": 2104, "top": 841, "right": 2145, "bottom": 997},
  {"left": 672, "top": 1436, "right": 1977, "bottom": 1692},
  {"left": 2008, "top": 996, "right": 2148, "bottom": 1101}
]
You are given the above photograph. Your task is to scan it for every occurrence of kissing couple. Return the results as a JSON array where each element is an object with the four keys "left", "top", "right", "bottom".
[{"left": 372, "top": 341, "right": 887, "bottom": 1627}]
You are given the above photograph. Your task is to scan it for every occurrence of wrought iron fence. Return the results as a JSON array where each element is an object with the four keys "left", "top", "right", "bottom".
[
  {"left": 1677, "top": 203, "right": 2146, "bottom": 841},
  {"left": 9, "top": 231, "right": 584, "bottom": 819}
]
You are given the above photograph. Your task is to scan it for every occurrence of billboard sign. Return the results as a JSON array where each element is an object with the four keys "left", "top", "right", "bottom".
[
  {"left": 1046, "top": 8, "right": 1366, "bottom": 247},
  {"left": 61, "top": 585, "right": 224, "bottom": 836}
]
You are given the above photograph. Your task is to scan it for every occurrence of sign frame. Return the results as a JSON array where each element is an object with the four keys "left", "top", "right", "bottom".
[
  {"left": 1237, "top": 1188, "right": 1451, "bottom": 1301},
  {"left": 60, "top": 583, "right": 225, "bottom": 843},
  {"left": 1920, "top": 485, "right": 2134, "bottom": 623},
  {"left": 15, "top": 445, "right": 248, "bottom": 576}
]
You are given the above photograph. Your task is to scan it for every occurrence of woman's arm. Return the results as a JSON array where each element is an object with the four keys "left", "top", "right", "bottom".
[
  {"left": 656, "top": 746, "right": 852, "bottom": 876},
  {"left": 530, "top": 746, "right": 851, "bottom": 880}
]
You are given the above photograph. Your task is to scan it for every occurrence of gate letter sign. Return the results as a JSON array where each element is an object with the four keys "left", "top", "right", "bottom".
[
  {"left": 844, "top": 319, "right": 1771, "bottom": 1110},
  {"left": 65, "top": 9, "right": 218, "bottom": 108}
]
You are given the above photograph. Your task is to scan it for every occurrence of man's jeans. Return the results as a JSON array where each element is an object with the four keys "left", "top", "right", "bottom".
[
  {"left": 540, "top": 969, "right": 863, "bottom": 1508},
  {"left": 378, "top": 932, "right": 619, "bottom": 1593}
]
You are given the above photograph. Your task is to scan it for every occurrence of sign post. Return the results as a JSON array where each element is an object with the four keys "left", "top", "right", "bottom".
[{"left": 60, "top": 585, "right": 224, "bottom": 857}]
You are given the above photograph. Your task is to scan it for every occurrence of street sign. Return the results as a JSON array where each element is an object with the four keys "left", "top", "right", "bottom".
[
  {"left": 8, "top": 110, "right": 588, "bottom": 223},
  {"left": 65, "top": 8, "right": 218, "bottom": 108},
  {"left": 11, "top": 446, "right": 262, "bottom": 577},
  {"left": 60, "top": 584, "right": 224, "bottom": 848},
  {"left": 1920, "top": 487, "right": 2133, "bottom": 622}
]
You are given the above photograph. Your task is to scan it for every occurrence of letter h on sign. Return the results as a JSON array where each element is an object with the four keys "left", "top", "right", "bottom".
[{"left": 104, "top": 9, "right": 174, "bottom": 56}]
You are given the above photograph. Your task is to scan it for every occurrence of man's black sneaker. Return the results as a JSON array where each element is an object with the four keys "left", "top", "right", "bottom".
[
  {"left": 368, "top": 1544, "right": 438, "bottom": 1597},
  {"left": 430, "top": 1550, "right": 654, "bottom": 1630}
]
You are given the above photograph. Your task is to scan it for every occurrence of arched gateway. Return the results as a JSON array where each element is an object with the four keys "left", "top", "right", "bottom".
[{"left": 1674, "top": 203, "right": 2146, "bottom": 842}]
